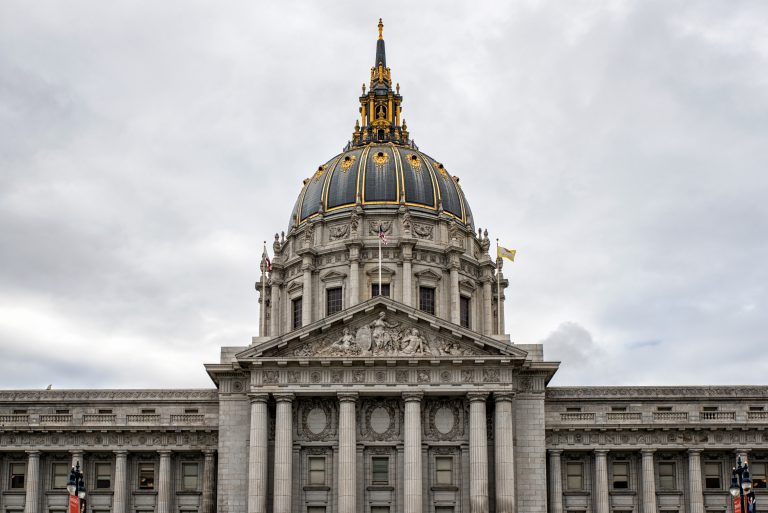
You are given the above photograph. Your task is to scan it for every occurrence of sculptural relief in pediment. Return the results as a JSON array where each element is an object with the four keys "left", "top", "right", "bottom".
[{"left": 287, "top": 312, "right": 486, "bottom": 358}]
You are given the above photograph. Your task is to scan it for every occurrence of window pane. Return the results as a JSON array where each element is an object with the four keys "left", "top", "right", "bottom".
[
  {"left": 139, "top": 463, "right": 155, "bottom": 489},
  {"left": 10, "top": 462, "right": 25, "bottom": 488},
  {"left": 436, "top": 457, "right": 452, "bottom": 485},
  {"left": 372, "top": 283, "right": 390, "bottom": 297},
  {"left": 326, "top": 287, "right": 343, "bottom": 315},
  {"left": 704, "top": 462, "right": 721, "bottom": 489},
  {"left": 658, "top": 462, "right": 676, "bottom": 490},
  {"left": 307, "top": 508, "right": 326, "bottom": 513},
  {"left": 52, "top": 463, "right": 69, "bottom": 489},
  {"left": 566, "top": 462, "right": 583, "bottom": 490},
  {"left": 308, "top": 457, "right": 325, "bottom": 485},
  {"left": 182, "top": 463, "right": 199, "bottom": 490},
  {"left": 612, "top": 462, "right": 629, "bottom": 489},
  {"left": 292, "top": 297, "right": 303, "bottom": 329},
  {"left": 459, "top": 296, "right": 470, "bottom": 328},
  {"left": 419, "top": 287, "right": 435, "bottom": 315},
  {"left": 95, "top": 462, "right": 112, "bottom": 489},
  {"left": 371, "top": 507, "right": 389, "bottom": 513},
  {"left": 752, "top": 462, "right": 766, "bottom": 489},
  {"left": 435, "top": 508, "right": 454, "bottom": 513},
  {"left": 372, "top": 457, "right": 389, "bottom": 484}
]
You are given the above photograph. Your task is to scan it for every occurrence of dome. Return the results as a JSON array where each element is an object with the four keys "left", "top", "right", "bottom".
[{"left": 289, "top": 146, "right": 473, "bottom": 231}]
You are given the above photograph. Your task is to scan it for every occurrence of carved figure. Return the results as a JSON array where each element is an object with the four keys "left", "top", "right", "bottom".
[
  {"left": 329, "top": 224, "right": 350, "bottom": 240},
  {"left": 400, "top": 328, "right": 426, "bottom": 355},
  {"left": 330, "top": 328, "right": 356, "bottom": 352},
  {"left": 370, "top": 313, "right": 399, "bottom": 354}
]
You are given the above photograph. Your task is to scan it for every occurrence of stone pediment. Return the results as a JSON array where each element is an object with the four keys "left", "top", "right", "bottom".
[{"left": 235, "top": 297, "right": 528, "bottom": 361}]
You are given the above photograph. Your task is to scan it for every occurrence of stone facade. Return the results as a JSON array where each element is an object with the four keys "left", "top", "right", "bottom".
[{"left": 2, "top": 20, "right": 767, "bottom": 513}]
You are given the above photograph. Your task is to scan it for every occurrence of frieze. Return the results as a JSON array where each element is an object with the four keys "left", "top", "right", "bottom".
[
  {"left": 328, "top": 224, "right": 350, "bottom": 241},
  {"left": 254, "top": 366, "right": 511, "bottom": 387},
  {"left": 0, "top": 390, "right": 219, "bottom": 402},
  {"left": 369, "top": 220, "right": 392, "bottom": 236},
  {"left": 545, "top": 429, "right": 768, "bottom": 449},
  {"left": 0, "top": 431, "right": 218, "bottom": 451},
  {"left": 288, "top": 313, "right": 484, "bottom": 358},
  {"left": 546, "top": 386, "right": 768, "bottom": 400},
  {"left": 413, "top": 223, "right": 434, "bottom": 240}
]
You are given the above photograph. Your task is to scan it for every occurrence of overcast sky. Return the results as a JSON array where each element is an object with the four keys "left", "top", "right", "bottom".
[{"left": 1, "top": 1, "right": 766, "bottom": 389}]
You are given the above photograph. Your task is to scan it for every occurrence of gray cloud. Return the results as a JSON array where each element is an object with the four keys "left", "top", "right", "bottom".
[{"left": 0, "top": 1, "right": 766, "bottom": 388}]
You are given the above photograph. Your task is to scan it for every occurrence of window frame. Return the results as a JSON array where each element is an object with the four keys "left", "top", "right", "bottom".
[
  {"left": 703, "top": 461, "right": 722, "bottom": 489},
  {"left": 459, "top": 295, "right": 470, "bottom": 328},
  {"left": 418, "top": 286, "right": 435, "bottom": 315},
  {"left": 181, "top": 462, "right": 199, "bottom": 491},
  {"left": 435, "top": 456, "right": 453, "bottom": 486},
  {"left": 292, "top": 297, "right": 303, "bottom": 329},
  {"left": 611, "top": 461, "right": 630, "bottom": 489},
  {"left": 371, "top": 456, "right": 389, "bottom": 485},
  {"left": 10, "top": 462, "right": 26, "bottom": 489},
  {"left": 371, "top": 283, "right": 390, "bottom": 298},
  {"left": 308, "top": 456, "right": 326, "bottom": 486},
  {"left": 565, "top": 461, "right": 584, "bottom": 491},
  {"left": 751, "top": 461, "right": 766, "bottom": 489},
  {"left": 51, "top": 462, "right": 69, "bottom": 489},
  {"left": 138, "top": 462, "right": 155, "bottom": 490},
  {"left": 326, "top": 287, "right": 343, "bottom": 316},
  {"left": 94, "top": 462, "right": 112, "bottom": 489},
  {"left": 658, "top": 461, "right": 676, "bottom": 491}
]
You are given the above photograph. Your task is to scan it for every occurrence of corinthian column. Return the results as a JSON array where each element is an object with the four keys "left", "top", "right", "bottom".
[
  {"left": 593, "top": 450, "right": 609, "bottom": 513},
  {"left": 481, "top": 277, "right": 492, "bottom": 336},
  {"left": 248, "top": 394, "right": 269, "bottom": 513},
  {"left": 494, "top": 393, "right": 515, "bottom": 513},
  {"left": 113, "top": 450, "right": 128, "bottom": 513},
  {"left": 548, "top": 450, "right": 563, "bottom": 513},
  {"left": 450, "top": 261, "right": 460, "bottom": 324},
  {"left": 202, "top": 450, "right": 215, "bottom": 513},
  {"left": 273, "top": 393, "right": 295, "bottom": 513},
  {"left": 349, "top": 255, "right": 360, "bottom": 306},
  {"left": 338, "top": 393, "right": 358, "bottom": 513},
  {"left": 402, "top": 248, "right": 413, "bottom": 306},
  {"left": 641, "top": 449, "right": 657, "bottom": 513},
  {"left": 23, "top": 451, "right": 40, "bottom": 513},
  {"left": 157, "top": 450, "right": 172, "bottom": 513},
  {"left": 302, "top": 264, "right": 312, "bottom": 326},
  {"left": 403, "top": 392, "right": 423, "bottom": 513},
  {"left": 688, "top": 449, "right": 704, "bottom": 513},
  {"left": 468, "top": 392, "right": 489, "bottom": 513},
  {"left": 270, "top": 278, "right": 281, "bottom": 337}
]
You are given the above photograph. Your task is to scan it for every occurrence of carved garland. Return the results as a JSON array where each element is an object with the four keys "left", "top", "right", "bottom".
[
  {"left": 298, "top": 398, "right": 337, "bottom": 442},
  {"left": 359, "top": 399, "right": 401, "bottom": 442},
  {"left": 424, "top": 398, "right": 465, "bottom": 441}
]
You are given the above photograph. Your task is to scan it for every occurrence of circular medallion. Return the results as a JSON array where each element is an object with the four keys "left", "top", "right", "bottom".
[
  {"left": 434, "top": 406, "right": 455, "bottom": 434},
  {"left": 370, "top": 406, "right": 391, "bottom": 434},
  {"left": 306, "top": 407, "right": 328, "bottom": 435}
]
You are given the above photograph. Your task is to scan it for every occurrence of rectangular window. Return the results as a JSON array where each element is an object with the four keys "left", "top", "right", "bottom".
[
  {"left": 326, "top": 287, "right": 343, "bottom": 316},
  {"left": 566, "top": 462, "right": 584, "bottom": 490},
  {"left": 704, "top": 462, "right": 721, "bottom": 489},
  {"left": 419, "top": 287, "right": 435, "bottom": 315},
  {"left": 370, "top": 507, "right": 389, "bottom": 513},
  {"left": 371, "top": 457, "right": 389, "bottom": 484},
  {"left": 566, "top": 407, "right": 582, "bottom": 412},
  {"left": 307, "top": 508, "right": 326, "bottom": 513},
  {"left": 435, "top": 456, "right": 453, "bottom": 485},
  {"left": 13, "top": 409, "right": 27, "bottom": 414},
  {"left": 657, "top": 406, "right": 672, "bottom": 411},
  {"left": 372, "top": 283, "right": 390, "bottom": 297},
  {"left": 752, "top": 462, "right": 766, "bottom": 489},
  {"left": 10, "top": 462, "right": 25, "bottom": 488},
  {"left": 184, "top": 408, "right": 198, "bottom": 414},
  {"left": 181, "top": 462, "right": 199, "bottom": 490},
  {"left": 749, "top": 405, "right": 765, "bottom": 411},
  {"left": 98, "top": 409, "right": 113, "bottom": 414},
  {"left": 55, "top": 409, "right": 70, "bottom": 414},
  {"left": 611, "top": 406, "right": 627, "bottom": 412},
  {"left": 141, "top": 408, "right": 156, "bottom": 414},
  {"left": 95, "top": 462, "right": 111, "bottom": 489},
  {"left": 138, "top": 463, "right": 155, "bottom": 490},
  {"left": 658, "top": 462, "right": 676, "bottom": 490},
  {"left": 435, "top": 508, "right": 454, "bottom": 513},
  {"left": 612, "top": 462, "right": 629, "bottom": 489},
  {"left": 308, "top": 457, "right": 325, "bottom": 486},
  {"left": 51, "top": 463, "right": 69, "bottom": 489},
  {"left": 292, "top": 297, "right": 303, "bottom": 329},
  {"left": 702, "top": 406, "right": 718, "bottom": 412},
  {"left": 459, "top": 296, "right": 470, "bottom": 328}
]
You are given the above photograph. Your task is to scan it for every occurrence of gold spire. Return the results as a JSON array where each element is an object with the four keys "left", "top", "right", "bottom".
[{"left": 378, "top": 18, "right": 383, "bottom": 40}]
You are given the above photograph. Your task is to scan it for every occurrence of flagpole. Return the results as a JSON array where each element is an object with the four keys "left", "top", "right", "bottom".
[
  {"left": 261, "top": 241, "right": 266, "bottom": 337},
  {"left": 496, "top": 238, "right": 501, "bottom": 336},
  {"left": 378, "top": 232, "right": 382, "bottom": 296}
]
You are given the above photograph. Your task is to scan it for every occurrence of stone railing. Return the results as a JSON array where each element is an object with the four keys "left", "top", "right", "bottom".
[
  {"left": 560, "top": 412, "right": 596, "bottom": 422},
  {"left": 170, "top": 414, "right": 205, "bottom": 425},
  {"left": 606, "top": 412, "right": 642, "bottom": 422},
  {"left": 82, "top": 414, "right": 116, "bottom": 424},
  {"left": 0, "top": 414, "right": 29, "bottom": 425},
  {"left": 748, "top": 411, "right": 768, "bottom": 421},
  {"left": 699, "top": 411, "right": 736, "bottom": 421},
  {"left": 40, "top": 414, "right": 73, "bottom": 424},
  {"left": 653, "top": 411, "right": 689, "bottom": 422},
  {"left": 126, "top": 414, "right": 161, "bottom": 424}
]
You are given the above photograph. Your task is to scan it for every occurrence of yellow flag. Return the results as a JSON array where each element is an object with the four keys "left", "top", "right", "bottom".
[{"left": 497, "top": 245, "right": 516, "bottom": 262}]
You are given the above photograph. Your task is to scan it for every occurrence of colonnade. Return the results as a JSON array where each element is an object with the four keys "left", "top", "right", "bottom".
[
  {"left": 17, "top": 449, "right": 215, "bottom": 513},
  {"left": 547, "top": 448, "right": 710, "bottom": 513},
  {"left": 247, "top": 391, "right": 517, "bottom": 513}
]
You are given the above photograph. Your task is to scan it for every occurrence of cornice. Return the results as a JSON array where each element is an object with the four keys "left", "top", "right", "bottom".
[
  {"left": 0, "top": 389, "right": 219, "bottom": 403},
  {"left": 546, "top": 386, "right": 768, "bottom": 400}
]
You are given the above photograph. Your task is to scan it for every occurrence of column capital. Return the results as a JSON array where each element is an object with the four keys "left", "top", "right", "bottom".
[
  {"left": 640, "top": 448, "right": 656, "bottom": 455},
  {"left": 402, "top": 391, "right": 424, "bottom": 403},
  {"left": 594, "top": 448, "right": 610, "bottom": 456},
  {"left": 114, "top": 450, "right": 128, "bottom": 456},
  {"left": 548, "top": 449, "right": 564, "bottom": 456},
  {"left": 25, "top": 450, "right": 40, "bottom": 457},
  {"left": 494, "top": 391, "right": 515, "bottom": 403},
  {"left": 202, "top": 449, "right": 216, "bottom": 457},
  {"left": 687, "top": 448, "right": 704, "bottom": 455},
  {"left": 158, "top": 449, "right": 172, "bottom": 456},
  {"left": 467, "top": 391, "right": 489, "bottom": 403},
  {"left": 337, "top": 392, "right": 359, "bottom": 403},
  {"left": 273, "top": 392, "right": 296, "bottom": 403},
  {"left": 249, "top": 392, "right": 270, "bottom": 404}
]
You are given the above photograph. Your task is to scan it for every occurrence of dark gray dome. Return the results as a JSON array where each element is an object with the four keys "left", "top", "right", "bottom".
[{"left": 288, "top": 144, "right": 473, "bottom": 231}]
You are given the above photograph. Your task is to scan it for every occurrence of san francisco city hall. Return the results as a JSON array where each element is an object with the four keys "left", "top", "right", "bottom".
[{"left": 1, "top": 20, "right": 766, "bottom": 513}]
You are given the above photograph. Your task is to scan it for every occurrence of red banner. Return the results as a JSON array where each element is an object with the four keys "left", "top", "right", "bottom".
[
  {"left": 68, "top": 495, "right": 79, "bottom": 513},
  {"left": 733, "top": 495, "right": 741, "bottom": 512}
]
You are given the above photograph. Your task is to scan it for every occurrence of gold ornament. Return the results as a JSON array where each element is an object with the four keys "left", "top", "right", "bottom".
[
  {"left": 340, "top": 155, "right": 356, "bottom": 172},
  {"left": 373, "top": 151, "right": 389, "bottom": 167}
]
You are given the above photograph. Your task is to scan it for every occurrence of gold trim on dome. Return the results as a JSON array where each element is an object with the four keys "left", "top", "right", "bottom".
[
  {"left": 340, "top": 155, "right": 356, "bottom": 172},
  {"left": 394, "top": 147, "right": 437, "bottom": 210},
  {"left": 372, "top": 151, "right": 389, "bottom": 167},
  {"left": 313, "top": 165, "right": 327, "bottom": 182},
  {"left": 408, "top": 154, "right": 421, "bottom": 171}
]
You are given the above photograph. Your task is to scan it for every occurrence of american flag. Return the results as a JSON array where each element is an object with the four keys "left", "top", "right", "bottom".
[{"left": 378, "top": 225, "right": 389, "bottom": 245}]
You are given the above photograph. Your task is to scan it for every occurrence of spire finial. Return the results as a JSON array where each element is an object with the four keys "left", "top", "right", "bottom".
[{"left": 378, "top": 19, "right": 383, "bottom": 40}]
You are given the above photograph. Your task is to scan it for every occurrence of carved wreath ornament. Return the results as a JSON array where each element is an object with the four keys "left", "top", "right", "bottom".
[{"left": 291, "top": 313, "right": 479, "bottom": 358}]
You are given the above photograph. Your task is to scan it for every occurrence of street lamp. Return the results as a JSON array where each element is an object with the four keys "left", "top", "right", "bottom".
[
  {"left": 730, "top": 456, "right": 756, "bottom": 513},
  {"left": 67, "top": 462, "right": 87, "bottom": 513}
]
